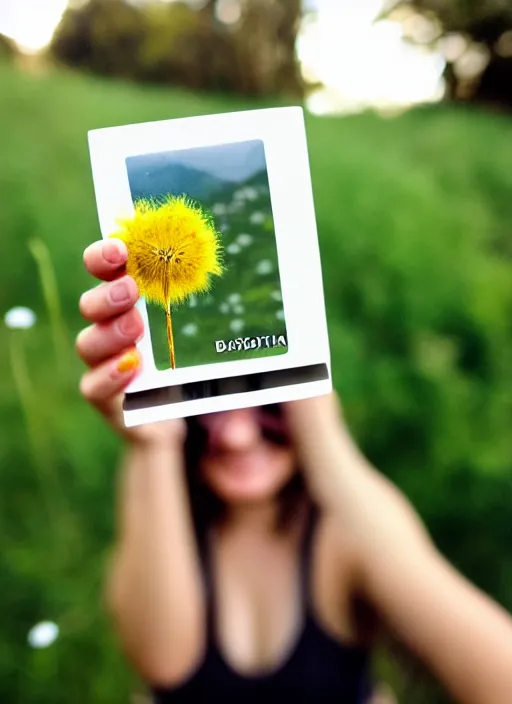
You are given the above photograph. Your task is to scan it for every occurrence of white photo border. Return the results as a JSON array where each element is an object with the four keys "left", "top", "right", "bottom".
[{"left": 88, "top": 106, "right": 332, "bottom": 423}]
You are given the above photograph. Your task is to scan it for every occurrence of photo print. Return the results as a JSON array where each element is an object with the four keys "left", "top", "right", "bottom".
[
  {"left": 88, "top": 107, "right": 332, "bottom": 425},
  {"left": 117, "top": 140, "right": 288, "bottom": 372}
]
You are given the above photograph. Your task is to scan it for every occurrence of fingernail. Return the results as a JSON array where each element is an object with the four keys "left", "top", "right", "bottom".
[
  {"left": 103, "top": 239, "right": 126, "bottom": 265},
  {"left": 117, "top": 314, "right": 141, "bottom": 338},
  {"left": 115, "top": 349, "right": 140, "bottom": 375},
  {"left": 110, "top": 280, "right": 130, "bottom": 303}
]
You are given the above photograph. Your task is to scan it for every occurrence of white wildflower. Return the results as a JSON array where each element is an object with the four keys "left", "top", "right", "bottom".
[
  {"left": 28, "top": 621, "right": 59, "bottom": 649},
  {"left": 244, "top": 187, "right": 258, "bottom": 201},
  {"left": 236, "top": 233, "right": 253, "bottom": 247},
  {"left": 212, "top": 203, "right": 227, "bottom": 216},
  {"left": 256, "top": 259, "right": 273, "bottom": 275},
  {"left": 4, "top": 306, "right": 36, "bottom": 330},
  {"left": 182, "top": 323, "right": 198, "bottom": 337},
  {"left": 250, "top": 211, "right": 265, "bottom": 225}
]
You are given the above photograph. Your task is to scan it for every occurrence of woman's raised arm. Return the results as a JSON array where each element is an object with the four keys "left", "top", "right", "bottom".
[
  {"left": 285, "top": 394, "right": 512, "bottom": 704},
  {"left": 77, "top": 238, "right": 206, "bottom": 686}
]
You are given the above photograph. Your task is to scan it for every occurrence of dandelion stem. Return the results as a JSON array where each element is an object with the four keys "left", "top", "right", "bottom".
[{"left": 165, "top": 304, "right": 176, "bottom": 369}]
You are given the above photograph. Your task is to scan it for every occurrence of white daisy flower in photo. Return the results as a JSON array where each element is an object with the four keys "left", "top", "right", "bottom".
[
  {"left": 27, "top": 621, "right": 59, "bottom": 649},
  {"left": 275, "top": 308, "right": 285, "bottom": 321},
  {"left": 227, "top": 243, "right": 241, "bottom": 255},
  {"left": 270, "top": 290, "right": 282, "bottom": 302},
  {"left": 230, "top": 319, "right": 245, "bottom": 334},
  {"left": 250, "top": 211, "right": 266, "bottom": 225},
  {"left": 212, "top": 203, "right": 227, "bottom": 216},
  {"left": 244, "top": 187, "right": 258, "bottom": 201},
  {"left": 256, "top": 259, "right": 273, "bottom": 275},
  {"left": 4, "top": 306, "right": 36, "bottom": 330},
  {"left": 227, "top": 293, "right": 242, "bottom": 305},
  {"left": 233, "top": 304, "right": 245, "bottom": 315},
  {"left": 182, "top": 323, "right": 198, "bottom": 337},
  {"left": 236, "top": 233, "right": 253, "bottom": 247}
]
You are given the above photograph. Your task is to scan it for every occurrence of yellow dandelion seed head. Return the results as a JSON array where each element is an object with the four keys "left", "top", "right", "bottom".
[{"left": 111, "top": 195, "right": 224, "bottom": 307}]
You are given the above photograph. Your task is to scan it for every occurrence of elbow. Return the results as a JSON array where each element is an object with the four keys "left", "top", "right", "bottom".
[
  {"left": 101, "top": 553, "right": 206, "bottom": 688},
  {"left": 102, "top": 577, "right": 205, "bottom": 689},
  {"left": 121, "top": 636, "right": 205, "bottom": 691},
  {"left": 133, "top": 658, "right": 187, "bottom": 690}
]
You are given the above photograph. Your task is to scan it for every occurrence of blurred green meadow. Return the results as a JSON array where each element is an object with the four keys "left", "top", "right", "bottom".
[{"left": 1, "top": 59, "right": 512, "bottom": 703}]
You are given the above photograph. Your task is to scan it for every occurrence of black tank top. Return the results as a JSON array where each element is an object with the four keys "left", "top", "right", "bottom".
[{"left": 151, "top": 509, "right": 374, "bottom": 703}]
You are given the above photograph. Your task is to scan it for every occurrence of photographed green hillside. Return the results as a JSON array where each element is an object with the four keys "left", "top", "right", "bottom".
[{"left": 1, "top": 60, "right": 512, "bottom": 703}]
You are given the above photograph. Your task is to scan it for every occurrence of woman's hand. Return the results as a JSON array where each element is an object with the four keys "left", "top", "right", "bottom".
[{"left": 76, "top": 238, "right": 185, "bottom": 448}]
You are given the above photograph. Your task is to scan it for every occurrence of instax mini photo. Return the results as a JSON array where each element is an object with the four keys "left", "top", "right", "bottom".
[{"left": 88, "top": 106, "right": 332, "bottom": 426}]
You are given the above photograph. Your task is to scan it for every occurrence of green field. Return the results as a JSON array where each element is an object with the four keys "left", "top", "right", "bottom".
[{"left": 1, "top": 60, "right": 512, "bottom": 703}]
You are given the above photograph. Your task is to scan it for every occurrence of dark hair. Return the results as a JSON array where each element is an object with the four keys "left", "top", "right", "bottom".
[{"left": 183, "top": 408, "right": 310, "bottom": 540}]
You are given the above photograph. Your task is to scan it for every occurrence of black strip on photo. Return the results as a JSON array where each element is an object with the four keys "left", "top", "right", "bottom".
[{"left": 123, "top": 363, "right": 329, "bottom": 412}]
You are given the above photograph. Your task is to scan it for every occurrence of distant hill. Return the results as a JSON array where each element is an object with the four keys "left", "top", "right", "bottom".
[
  {"left": 156, "top": 139, "right": 267, "bottom": 183},
  {"left": 126, "top": 142, "right": 268, "bottom": 203},
  {"left": 244, "top": 169, "right": 270, "bottom": 189},
  {"left": 127, "top": 159, "right": 231, "bottom": 202}
]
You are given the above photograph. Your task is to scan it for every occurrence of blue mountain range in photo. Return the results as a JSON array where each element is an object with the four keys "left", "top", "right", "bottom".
[{"left": 126, "top": 139, "right": 267, "bottom": 203}]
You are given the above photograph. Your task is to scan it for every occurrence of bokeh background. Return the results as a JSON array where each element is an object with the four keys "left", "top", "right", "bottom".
[
  {"left": 1, "top": 1, "right": 511, "bottom": 703},
  {"left": 125, "top": 139, "right": 288, "bottom": 370}
]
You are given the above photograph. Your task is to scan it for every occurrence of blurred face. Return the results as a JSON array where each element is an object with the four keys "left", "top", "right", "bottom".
[{"left": 197, "top": 405, "right": 296, "bottom": 506}]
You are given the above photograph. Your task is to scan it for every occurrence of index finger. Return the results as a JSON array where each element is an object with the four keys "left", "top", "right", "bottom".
[{"left": 83, "top": 238, "right": 128, "bottom": 282}]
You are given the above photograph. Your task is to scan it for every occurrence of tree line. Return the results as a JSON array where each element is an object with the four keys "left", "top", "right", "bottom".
[{"left": 49, "top": 0, "right": 304, "bottom": 98}]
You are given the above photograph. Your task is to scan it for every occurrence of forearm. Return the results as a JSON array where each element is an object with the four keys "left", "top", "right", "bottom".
[
  {"left": 287, "top": 397, "right": 512, "bottom": 702},
  {"left": 376, "top": 550, "right": 512, "bottom": 704},
  {"left": 106, "top": 440, "right": 205, "bottom": 682}
]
